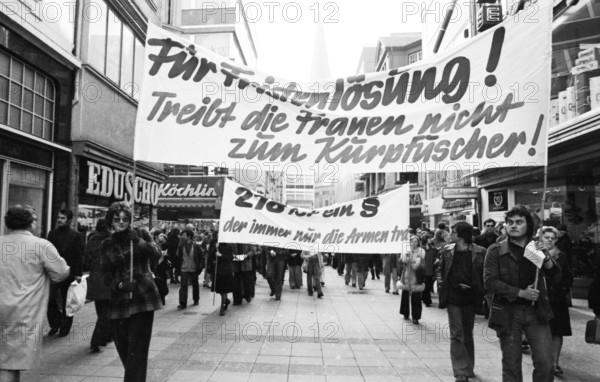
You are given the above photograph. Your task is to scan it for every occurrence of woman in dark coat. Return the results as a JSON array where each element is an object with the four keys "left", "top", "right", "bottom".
[
  {"left": 100, "top": 202, "right": 162, "bottom": 382},
  {"left": 85, "top": 218, "right": 112, "bottom": 353},
  {"left": 208, "top": 234, "right": 234, "bottom": 315},
  {"left": 540, "top": 226, "right": 573, "bottom": 376}
]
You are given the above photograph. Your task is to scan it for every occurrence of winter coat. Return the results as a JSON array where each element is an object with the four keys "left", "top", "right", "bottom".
[
  {"left": 484, "top": 239, "right": 561, "bottom": 330},
  {"left": 85, "top": 231, "right": 112, "bottom": 301},
  {"left": 100, "top": 230, "right": 163, "bottom": 319},
  {"left": 0, "top": 230, "right": 69, "bottom": 370}
]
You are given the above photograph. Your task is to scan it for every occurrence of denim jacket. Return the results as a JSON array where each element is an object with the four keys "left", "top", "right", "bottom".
[{"left": 483, "top": 239, "right": 561, "bottom": 323}]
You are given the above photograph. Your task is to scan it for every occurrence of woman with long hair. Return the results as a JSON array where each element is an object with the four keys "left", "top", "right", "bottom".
[{"left": 399, "top": 235, "right": 426, "bottom": 324}]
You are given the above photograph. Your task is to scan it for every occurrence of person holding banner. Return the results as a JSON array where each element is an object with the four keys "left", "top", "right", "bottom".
[
  {"left": 287, "top": 249, "right": 304, "bottom": 289},
  {"left": 483, "top": 205, "right": 561, "bottom": 382},
  {"left": 266, "top": 247, "right": 288, "bottom": 301},
  {"left": 100, "top": 202, "right": 163, "bottom": 382},
  {"left": 302, "top": 250, "right": 324, "bottom": 298},
  {"left": 344, "top": 253, "right": 357, "bottom": 288},
  {"left": 209, "top": 238, "right": 234, "bottom": 316}
]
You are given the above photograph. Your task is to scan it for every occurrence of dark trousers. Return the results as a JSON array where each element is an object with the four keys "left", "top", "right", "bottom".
[
  {"left": 447, "top": 304, "right": 475, "bottom": 378},
  {"left": 111, "top": 310, "right": 154, "bottom": 382},
  {"left": 233, "top": 271, "right": 254, "bottom": 303},
  {"left": 498, "top": 305, "right": 554, "bottom": 382},
  {"left": 179, "top": 271, "right": 200, "bottom": 306},
  {"left": 422, "top": 275, "right": 435, "bottom": 305},
  {"left": 47, "top": 280, "right": 73, "bottom": 333},
  {"left": 267, "top": 260, "right": 286, "bottom": 299},
  {"left": 91, "top": 300, "right": 111, "bottom": 346},
  {"left": 400, "top": 290, "right": 422, "bottom": 320}
]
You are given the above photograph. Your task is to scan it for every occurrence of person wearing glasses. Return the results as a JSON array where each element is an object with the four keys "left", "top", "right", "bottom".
[
  {"left": 474, "top": 219, "right": 499, "bottom": 249},
  {"left": 100, "top": 202, "right": 162, "bottom": 382},
  {"left": 0, "top": 205, "right": 70, "bottom": 382}
]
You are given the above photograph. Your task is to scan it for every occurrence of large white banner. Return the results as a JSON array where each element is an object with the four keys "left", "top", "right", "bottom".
[
  {"left": 134, "top": 2, "right": 551, "bottom": 173},
  {"left": 218, "top": 179, "right": 410, "bottom": 254}
]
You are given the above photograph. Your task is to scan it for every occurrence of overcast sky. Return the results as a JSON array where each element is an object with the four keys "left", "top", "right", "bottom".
[{"left": 250, "top": 1, "right": 437, "bottom": 81}]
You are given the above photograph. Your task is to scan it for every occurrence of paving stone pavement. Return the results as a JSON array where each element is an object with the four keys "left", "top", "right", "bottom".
[{"left": 21, "top": 267, "right": 600, "bottom": 382}]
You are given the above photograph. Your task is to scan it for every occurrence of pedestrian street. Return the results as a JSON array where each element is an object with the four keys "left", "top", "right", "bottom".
[{"left": 24, "top": 267, "right": 600, "bottom": 382}]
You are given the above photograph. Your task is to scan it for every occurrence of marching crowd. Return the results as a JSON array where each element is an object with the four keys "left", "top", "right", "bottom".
[{"left": 2, "top": 203, "right": 600, "bottom": 382}]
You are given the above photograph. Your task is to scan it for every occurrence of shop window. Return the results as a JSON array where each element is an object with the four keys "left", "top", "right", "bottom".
[
  {"left": 515, "top": 181, "right": 600, "bottom": 278},
  {"left": 408, "top": 51, "right": 422, "bottom": 64},
  {"left": 85, "top": 0, "right": 144, "bottom": 99},
  {"left": 0, "top": 50, "right": 55, "bottom": 141},
  {"left": 550, "top": 1, "right": 600, "bottom": 127},
  {"left": 7, "top": 162, "right": 48, "bottom": 237}
]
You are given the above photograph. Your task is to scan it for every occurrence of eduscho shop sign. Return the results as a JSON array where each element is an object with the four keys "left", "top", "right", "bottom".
[{"left": 83, "top": 160, "right": 161, "bottom": 206}]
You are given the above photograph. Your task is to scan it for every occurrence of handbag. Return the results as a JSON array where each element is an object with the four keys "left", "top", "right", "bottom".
[
  {"left": 154, "top": 275, "right": 169, "bottom": 296},
  {"left": 65, "top": 275, "right": 88, "bottom": 317},
  {"left": 487, "top": 294, "right": 511, "bottom": 332},
  {"left": 585, "top": 318, "right": 600, "bottom": 344}
]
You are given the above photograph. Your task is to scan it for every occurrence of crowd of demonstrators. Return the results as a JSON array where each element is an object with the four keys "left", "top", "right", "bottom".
[
  {"left": 5, "top": 198, "right": 599, "bottom": 382},
  {"left": 0, "top": 206, "right": 70, "bottom": 382}
]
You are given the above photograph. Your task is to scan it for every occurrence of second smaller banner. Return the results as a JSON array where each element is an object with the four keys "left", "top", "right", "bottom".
[{"left": 218, "top": 178, "right": 411, "bottom": 254}]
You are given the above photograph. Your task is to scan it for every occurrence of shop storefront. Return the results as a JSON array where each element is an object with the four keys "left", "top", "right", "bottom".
[
  {"left": 157, "top": 175, "right": 225, "bottom": 225},
  {"left": 0, "top": 131, "right": 70, "bottom": 237},
  {"left": 74, "top": 142, "right": 164, "bottom": 236}
]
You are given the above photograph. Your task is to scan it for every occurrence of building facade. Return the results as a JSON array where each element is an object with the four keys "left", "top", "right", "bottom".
[
  {"left": 72, "top": 0, "right": 167, "bottom": 234},
  {"left": 0, "top": 1, "right": 80, "bottom": 236}
]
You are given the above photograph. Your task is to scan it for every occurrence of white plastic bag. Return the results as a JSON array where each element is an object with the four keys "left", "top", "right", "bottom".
[{"left": 65, "top": 275, "right": 88, "bottom": 317}]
